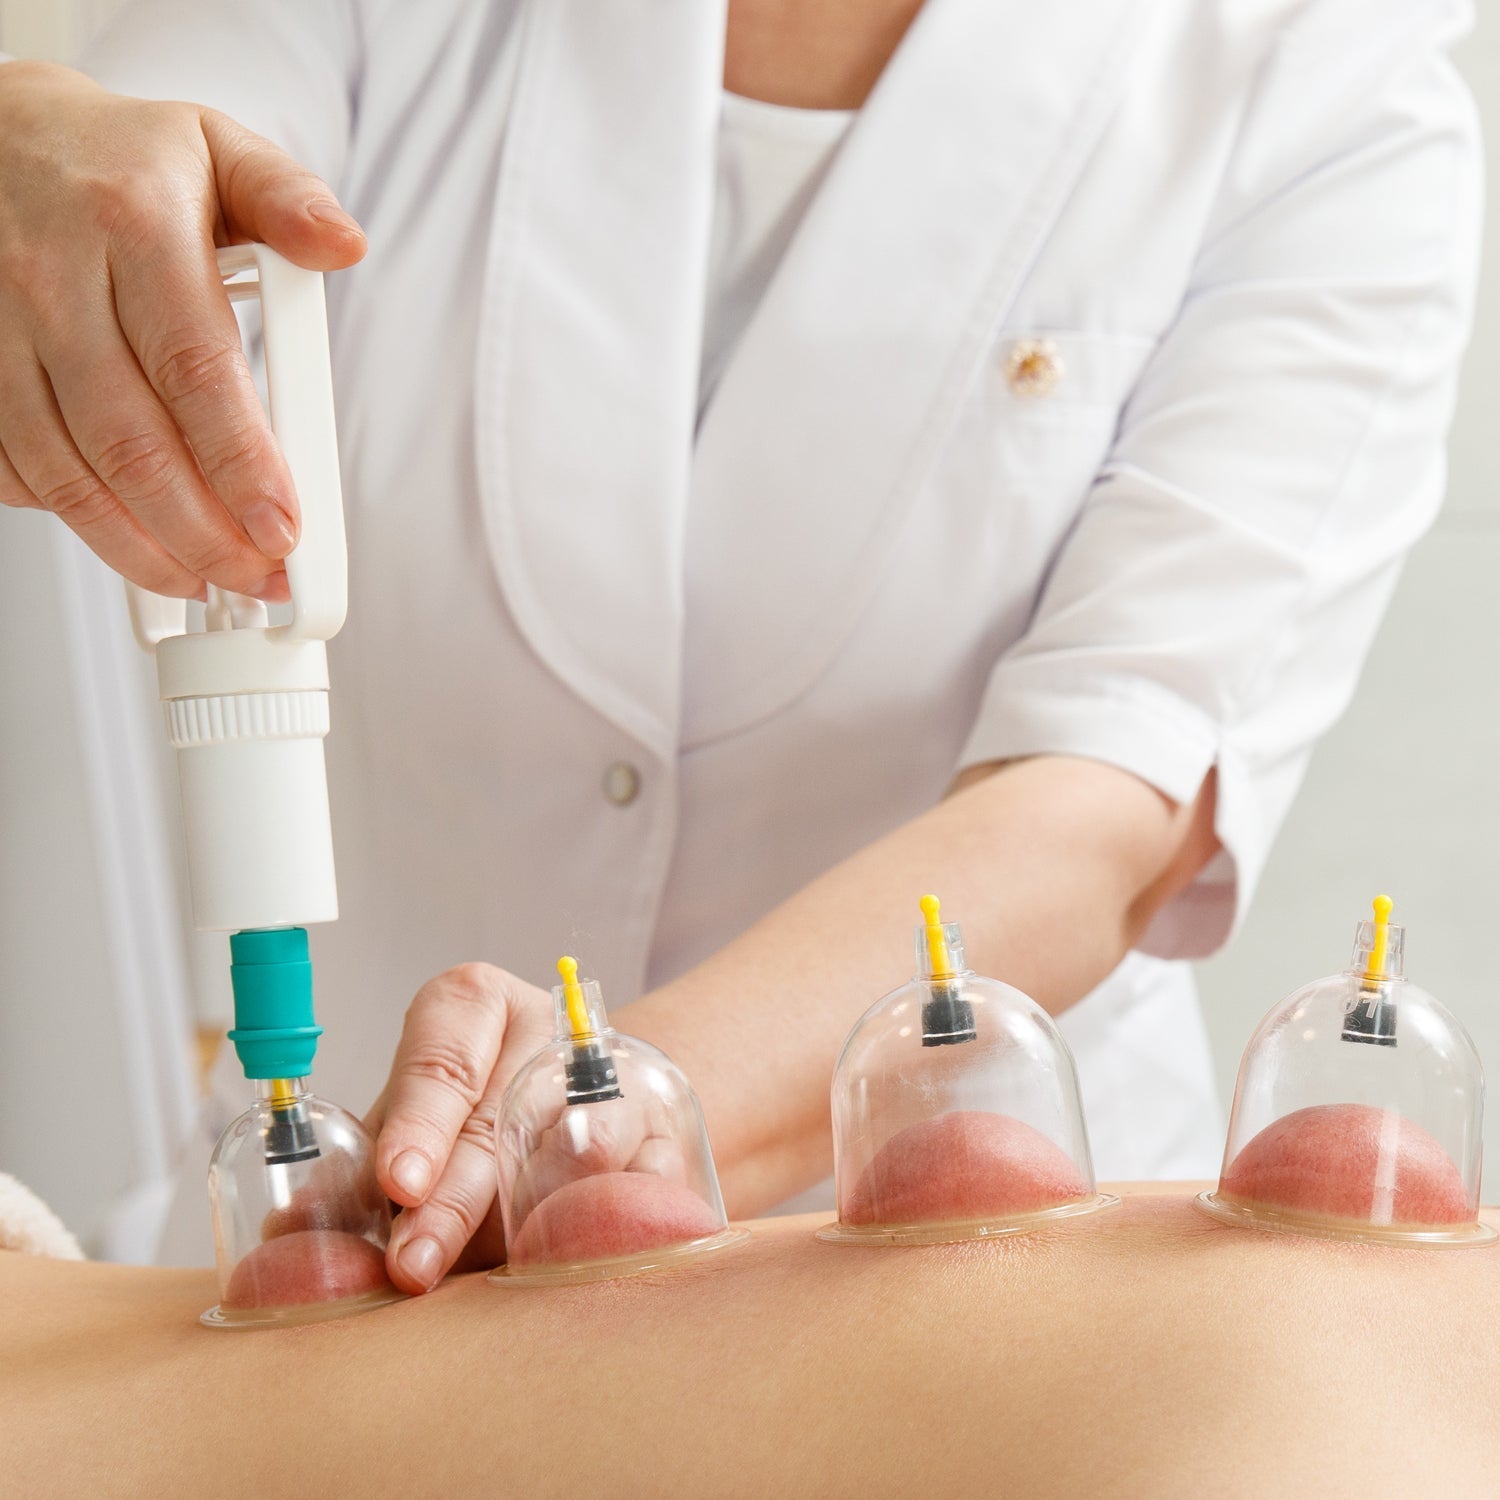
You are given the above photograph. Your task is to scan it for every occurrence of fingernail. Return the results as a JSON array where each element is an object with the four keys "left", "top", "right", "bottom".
[
  {"left": 399, "top": 1235, "right": 443, "bottom": 1291},
  {"left": 243, "top": 501, "right": 297, "bottom": 558},
  {"left": 391, "top": 1150, "right": 431, "bottom": 1200},
  {"left": 307, "top": 198, "right": 363, "bottom": 235}
]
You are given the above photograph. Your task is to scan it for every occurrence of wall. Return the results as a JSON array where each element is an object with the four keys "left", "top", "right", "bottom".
[
  {"left": 0, "top": 514, "right": 141, "bottom": 1243},
  {"left": 0, "top": 0, "right": 201, "bottom": 1257}
]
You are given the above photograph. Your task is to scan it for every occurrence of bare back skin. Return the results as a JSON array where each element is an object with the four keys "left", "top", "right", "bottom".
[{"left": 6, "top": 1190, "right": 1499, "bottom": 1498}]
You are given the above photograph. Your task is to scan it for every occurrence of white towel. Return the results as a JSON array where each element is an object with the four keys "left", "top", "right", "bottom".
[{"left": 0, "top": 1172, "right": 85, "bottom": 1260}]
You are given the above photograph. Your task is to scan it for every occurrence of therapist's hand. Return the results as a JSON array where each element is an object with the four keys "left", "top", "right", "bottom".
[
  {"left": 366, "top": 963, "right": 560, "bottom": 1294},
  {"left": 0, "top": 60, "right": 366, "bottom": 601}
]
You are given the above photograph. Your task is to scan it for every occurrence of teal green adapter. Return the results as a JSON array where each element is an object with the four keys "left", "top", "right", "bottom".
[{"left": 227, "top": 926, "right": 324, "bottom": 1080}]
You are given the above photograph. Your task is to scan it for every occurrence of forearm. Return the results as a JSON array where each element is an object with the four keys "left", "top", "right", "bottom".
[{"left": 617, "top": 754, "right": 1217, "bottom": 1214}]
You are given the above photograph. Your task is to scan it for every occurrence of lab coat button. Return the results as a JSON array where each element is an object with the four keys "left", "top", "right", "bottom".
[
  {"left": 603, "top": 761, "right": 641, "bottom": 807},
  {"left": 1004, "top": 338, "right": 1063, "bottom": 397}
]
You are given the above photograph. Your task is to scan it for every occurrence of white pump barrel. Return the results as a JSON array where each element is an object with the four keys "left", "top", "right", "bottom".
[{"left": 127, "top": 245, "right": 348, "bottom": 931}]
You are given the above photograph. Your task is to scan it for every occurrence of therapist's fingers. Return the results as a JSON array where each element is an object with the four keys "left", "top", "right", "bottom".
[
  {"left": 166, "top": 110, "right": 367, "bottom": 565},
  {"left": 386, "top": 1067, "right": 514, "bottom": 1292},
  {"left": 199, "top": 109, "right": 367, "bottom": 272},
  {"left": 377, "top": 965, "right": 555, "bottom": 1203},
  {"left": 0, "top": 347, "right": 209, "bottom": 598},
  {"left": 108, "top": 234, "right": 303, "bottom": 589},
  {"left": 376, "top": 964, "right": 515, "bottom": 1203},
  {"left": 375, "top": 964, "right": 555, "bottom": 1291},
  {"left": 0, "top": 62, "right": 364, "bottom": 596},
  {"left": 41, "top": 273, "right": 294, "bottom": 599}
]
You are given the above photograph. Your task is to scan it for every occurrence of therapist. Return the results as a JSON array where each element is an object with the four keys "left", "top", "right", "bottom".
[{"left": 0, "top": 0, "right": 1480, "bottom": 1291}]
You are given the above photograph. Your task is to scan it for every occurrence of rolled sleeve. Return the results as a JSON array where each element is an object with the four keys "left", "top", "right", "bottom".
[
  {"left": 959, "top": 665, "right": 1221, "bottom": 809},
  {"left": 959, "top": 0, "right": 1481, "bottom": 959}
]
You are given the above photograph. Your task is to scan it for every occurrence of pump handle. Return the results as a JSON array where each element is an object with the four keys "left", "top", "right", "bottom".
[{"left": 126, "top": 244, "right": 348, "bottom": 649}]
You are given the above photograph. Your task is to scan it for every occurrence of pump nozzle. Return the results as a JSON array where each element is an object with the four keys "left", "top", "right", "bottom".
[
  {"left": 917, "top": 895, "right": 977, "bottom": 1046},
  {"left": 920, "top": 894, "right": 953, "bottom": 979},
  {"left": 1343, "top": 894, "right": 1399, "bottom": 1047},
  {"left": 1363, "top": 894, "right": 1394, "bottom": 985},
  {"left": 557, "top": 956, "right": 622, "bottom": 1105},
  {"left": 559, "top": 956, "right": 593, "bottom": 1040}
]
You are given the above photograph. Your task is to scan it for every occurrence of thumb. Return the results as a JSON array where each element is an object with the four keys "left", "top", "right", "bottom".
[{"left": 200, "top": 108, "right": 366, "bottom": 270}]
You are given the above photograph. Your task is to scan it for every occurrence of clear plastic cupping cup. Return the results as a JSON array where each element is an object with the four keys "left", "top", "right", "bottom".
[
  {"left": 1197, "top": 897, "right": 1493, "bottom": 1247},
  {"left": 819, "top": 896, "right": 1115, "bottom": 1246},
  {"left": 203, "top": 1080, "right": 403, "bottom": 1327},
  {"left": 490, "top": 958, "right": 749, "bottom": 1286}
]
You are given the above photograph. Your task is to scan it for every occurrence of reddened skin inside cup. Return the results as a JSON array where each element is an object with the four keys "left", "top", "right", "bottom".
[
  {"left": 843, "top": 1111, "right": 1091, "bottom": 1226},
  {"left": 204, "top": 1082, "right": 404, "bottom": 1327},
  {"left": 491, "top": 958, "right": 747, "bottom": 1285},
  {"left": 1198, "top": 898, "right": 1493, "bottom": 1247},
  {"left": 1219, "top": 1103, "right": 1470, "bottom": 1227},
  {"left": 821, "top": 896, "right": 1114, "bottom": 1246},
  {"left": 509, "top": 1172, "right": 724, "bottom": 1266},
  {"left": 224, "top": 1228, "right": 393, "bottom": 1309}
]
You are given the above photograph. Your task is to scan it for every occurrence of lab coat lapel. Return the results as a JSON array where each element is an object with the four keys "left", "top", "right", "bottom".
[
  {"left": 476, "top": 0, "right": 726, "bottom": 759},
  {"left": 684, "top": 0, "right": 1146, "bottom": 746}
]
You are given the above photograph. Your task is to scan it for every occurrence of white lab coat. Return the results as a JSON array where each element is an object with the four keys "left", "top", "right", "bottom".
[{"left": 76, "top": 0, "right": 1478, "bottom": 1226}]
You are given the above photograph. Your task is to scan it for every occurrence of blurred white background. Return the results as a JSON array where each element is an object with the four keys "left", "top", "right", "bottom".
[{"left": 1, "top": 1, "right": 1497, "bottom": 1252}]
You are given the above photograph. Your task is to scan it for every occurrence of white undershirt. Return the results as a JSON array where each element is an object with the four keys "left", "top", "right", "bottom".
[{"left": 699, "top": 92, "right": 855, "bottom": 411}]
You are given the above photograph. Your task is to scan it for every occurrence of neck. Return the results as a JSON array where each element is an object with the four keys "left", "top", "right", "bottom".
[{"left": 724, "top": 0, "right": 927, "bottom": 109}]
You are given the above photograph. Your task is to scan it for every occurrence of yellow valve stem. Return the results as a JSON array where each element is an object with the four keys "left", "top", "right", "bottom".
[
  {"left": 269, "top": 1077, "right": 297, "bottom": 1108},
  {"left": 1363, "top": 894, "right": 1394, "bottom": 984},
  {"left": 558, "top": 955, "right": 592, "bottom": 1041},
  {"left": 919, "top": 894, "right": 953, "bottom": 980}
]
